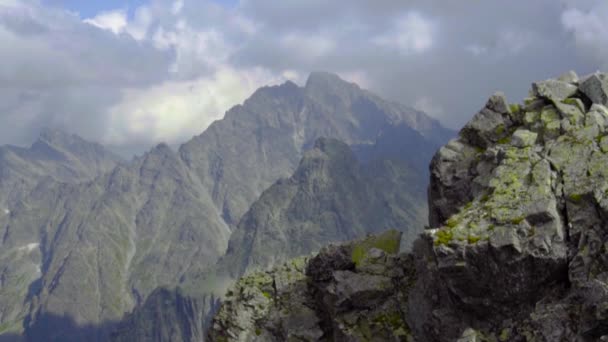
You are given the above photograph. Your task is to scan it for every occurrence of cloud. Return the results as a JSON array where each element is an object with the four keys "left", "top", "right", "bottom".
[
  {"left": 0, "top": 0, "right": 605, "bottom": 154},
  {"left": 280, "top": 33, "right": 335, "bottom": 61},
  {"left": 83, "top": 10, "right": 128, "bottom": 34},
  {"left": 373, "top": 12, "right": 435, "bottom": 55},
  {"left": 102, "top": 67, "right": 290, "bottom": 146},
  {"left": 414, "top": 97, "right": 444, "bottom": 120},
  {"left": 562, "top": 3, "right": 608, "bottom": 69}
]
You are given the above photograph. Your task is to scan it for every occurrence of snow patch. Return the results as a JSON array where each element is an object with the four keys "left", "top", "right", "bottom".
[
  {"left": 2, "top": 208, "right": 8, "bottom": 215},
  {"left": 18, "top": 243, "right": 40, "bottom": 253}
]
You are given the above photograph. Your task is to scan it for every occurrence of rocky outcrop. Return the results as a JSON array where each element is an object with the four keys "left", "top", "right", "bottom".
[
  {"left": 418, "top": 70, "right": 608, "bottom": 341},
  {"left": 208, "top": 230, "right": 414, "bottom": 342},
  {"left": 210, "top": 71, "right": 608, "bottom": 341}
]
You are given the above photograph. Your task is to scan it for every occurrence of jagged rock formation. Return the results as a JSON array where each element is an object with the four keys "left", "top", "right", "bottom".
[
  {"left": 0, "top": 73, "right": 450, "bottom": 341},
  {"left": 209, "top": 71, "right": 608, "bottom": 341},
  {"left": 209, "top": 230, "right": 414, "bottom": 341}
]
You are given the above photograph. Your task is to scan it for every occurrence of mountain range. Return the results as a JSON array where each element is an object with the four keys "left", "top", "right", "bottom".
[{"left": 0, "top": 72, "right": 452, "bottom": 341}]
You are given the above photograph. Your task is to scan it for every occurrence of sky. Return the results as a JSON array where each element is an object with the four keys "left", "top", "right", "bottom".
[{"left": 0, "top": 0, "right": 605, "bottom": 155}]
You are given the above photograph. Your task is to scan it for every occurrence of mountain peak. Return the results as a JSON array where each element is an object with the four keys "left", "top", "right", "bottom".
[
  {"left": 304, "top": 71, "right": 362, "bottom": 105},
  {"left": 305, "top": 71, "right": 358, "bottom": 90},
  {"left": 38, "top": 127, "right": 77, "bottom": 145}
]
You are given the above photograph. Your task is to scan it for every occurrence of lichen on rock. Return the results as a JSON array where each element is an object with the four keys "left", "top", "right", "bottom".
[
  {"left": 208, "top": 230, "right": 415, "bottom": 341},
  {"left": 421, "top": 70, "right": 608, "bottom": 341}
]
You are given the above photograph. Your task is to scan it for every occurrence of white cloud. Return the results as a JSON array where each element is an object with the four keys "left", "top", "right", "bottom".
[
  {"left": 280, "top": 33, "right": 335, "bottom": 61},
  {"left": 414, "top": 97, "right": 444, "bottom": 120},
  {"left": 83, "top": 10, "right": 127, "bottom": 35},
  {"left": 373, "top": 12, "right": 434, "bottom": 55},
  {"left": 464, "top": 29, "right": 534, "bottom": 59},
  {"left": 562, "top": 4, "right": 608, "bottom": 68},
  {"left": 465, "top": 44, "right": 488, "bottom": 57},
  {"left": 153, "top": 24, "right": 231, "bottom": 76},
  {"left": 125, "top": 5, "right": 154, "bottom": 41},
  {"left": 103, "top": 67, "right": 291, "bottom": 146},
  {"left": 496, "top": 29, "right": 535, "bottom": 56},
  {"left": 172, "top": 0, "right": 184, "bottom": 15}
]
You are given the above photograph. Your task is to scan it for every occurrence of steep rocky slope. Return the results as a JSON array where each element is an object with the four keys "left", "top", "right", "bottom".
[
  {"left": 0, "top": 72, "right": 450, "bottom": 341},
  {"left": 0, "top": 129, "right": 121, "bottom": 338},
  {"left": 110, "top": 136, "right": 428, "bottom": 342},
  {"left": 179, "top": 72, "right": 450, "bottom": 226},
  {"left": 217, "top": 137, "right": 426, "bottom": 279},
  {"left": 0, "top": 143, "right": 230, "bottom": 341},
  {"left": 209, "top": 71, "right": 608, "bottom": 341},
  {"left": 0, "top": 128, "right": 121, "bottom": 210}
]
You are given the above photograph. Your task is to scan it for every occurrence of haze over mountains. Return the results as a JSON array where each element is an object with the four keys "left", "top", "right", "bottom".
[{"left": 0, "top": 72, "right": 452, "bottom": 341}]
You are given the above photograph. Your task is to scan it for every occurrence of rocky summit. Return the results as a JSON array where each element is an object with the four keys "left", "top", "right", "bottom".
[{"left": 210, "top": 71, "right": 608, "bottom": 341}]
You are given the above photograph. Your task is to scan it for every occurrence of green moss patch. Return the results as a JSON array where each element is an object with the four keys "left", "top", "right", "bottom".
[
  {"left": 434, "top": 229, "right": 454, "bottom": 246},
  {"left": 351, "top": 230, "right": 401, "bottom": 267},
  {"left": 569, "top": 193, "right": 583, "bottom": 203}
]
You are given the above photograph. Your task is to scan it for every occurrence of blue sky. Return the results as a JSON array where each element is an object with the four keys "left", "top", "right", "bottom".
[
  {"left": 42, "top": 0, "right": 147, "bottom": 17},
  {"left": 42, "top": 0, "right": 237, "bottom": 18}
]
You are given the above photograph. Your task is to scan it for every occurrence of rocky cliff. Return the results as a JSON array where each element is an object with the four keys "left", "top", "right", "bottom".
[{"left": 209, "top": 71, "right": 608, "bottom": 341}]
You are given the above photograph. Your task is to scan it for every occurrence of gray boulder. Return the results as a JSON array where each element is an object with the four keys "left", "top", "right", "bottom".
[{"left": 580, "top": 73, "right": 608, "bottom": 105}]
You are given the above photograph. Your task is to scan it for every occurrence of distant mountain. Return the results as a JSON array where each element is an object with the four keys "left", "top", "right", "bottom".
[
  {"left": 0, "top": 72, "right": 452, "bottom": 341},
  {"left": 109, "top": 137, "right": 427, "bottom": 342},
  {"left": 217, "top": 137, "right": 426, "bottom": 279},
  {"left": 0, "top": 128, "right": 121, "bottom": 209},
  {"left": 179, "top": 71, "right": 451, "bottom": 226}
]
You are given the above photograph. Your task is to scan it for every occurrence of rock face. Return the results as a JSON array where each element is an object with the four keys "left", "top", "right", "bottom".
[
  {"left": 179, "top": 72, "right": 450, "bottom": 227},
  {"left": 216, "top": 137, "right": 427, "bottom": 279},
  {"left": 0, "top": 73, "right": 451, "bottom": 341},
  {"left": 210, "top": 71, "right": 608, "bottom": 342},
  {"left": 0, "top": 128, "right": 121, "bottom": 209},
  {"left": 420, "top": 70, "right": 608, "bottom": 341},
  {"left": 0, "top": 129, "right": 122, "bottom": 338},
  {"left": 209, "top": 230, "right": 414, "bottom": 342}
]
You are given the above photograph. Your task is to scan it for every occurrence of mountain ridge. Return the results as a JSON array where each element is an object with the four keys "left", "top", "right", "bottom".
[{"left": 0, "top": 72, "right": 452, "bottom": 341}]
